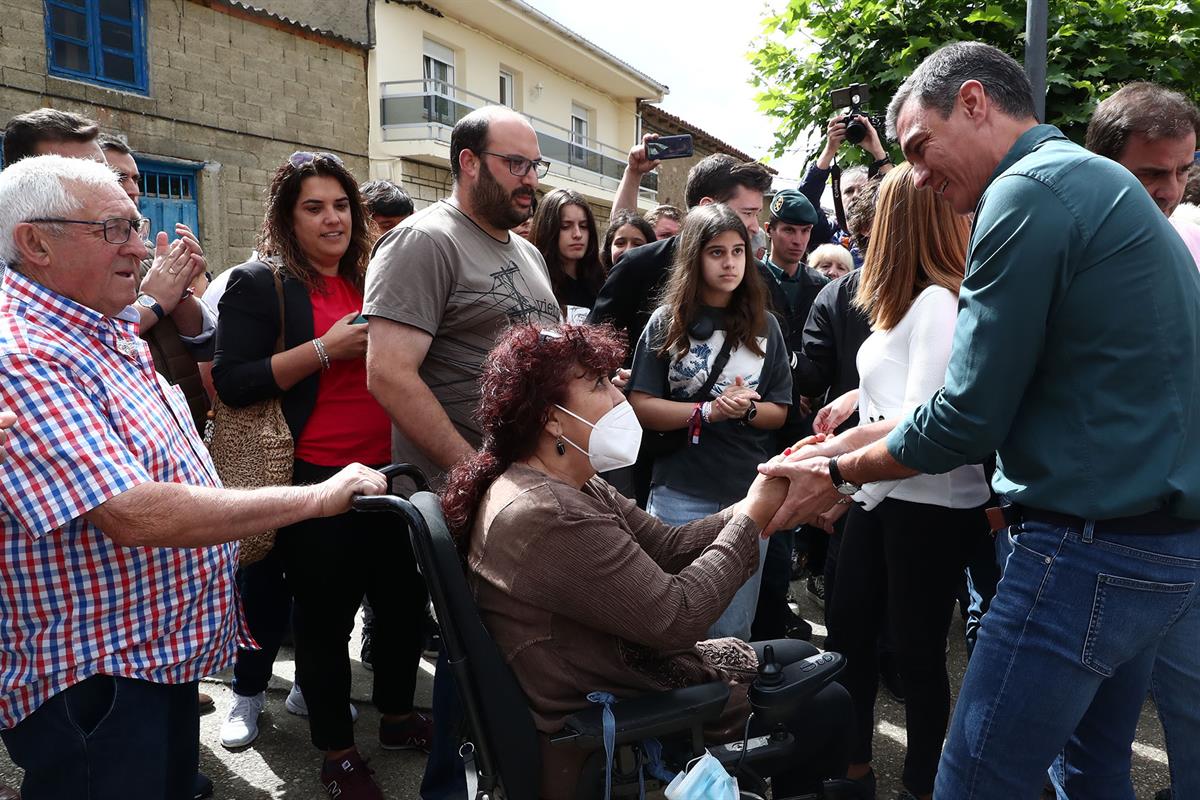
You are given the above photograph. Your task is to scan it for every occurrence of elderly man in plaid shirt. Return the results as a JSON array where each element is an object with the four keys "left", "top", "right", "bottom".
[{"left": 0, "top": 155, "right": 389, "bottom": 800}]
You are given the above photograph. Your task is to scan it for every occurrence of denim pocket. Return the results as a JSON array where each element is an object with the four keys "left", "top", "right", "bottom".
[
  {"left": 63, "top": 674, "right": 119, "bottom": 739},
  {"left": 1082, "top": 573, "right": 1195, "bottom": 676}
]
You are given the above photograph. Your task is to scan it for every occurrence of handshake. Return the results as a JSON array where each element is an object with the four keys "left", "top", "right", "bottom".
[
  {"left": 746, "top": 387, "right": 874, "bottom": 536},
  {"left": 754, "top": 432, "right": 849, "bottom": 537}
]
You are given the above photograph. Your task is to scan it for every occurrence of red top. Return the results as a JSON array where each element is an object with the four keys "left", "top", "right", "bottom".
[{"left": 294, "top": 275, "right": 392, "bottom": 467}]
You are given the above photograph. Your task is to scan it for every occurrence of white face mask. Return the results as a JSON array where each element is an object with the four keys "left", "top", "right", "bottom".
[{"left": 554, "top": 401, "right": 643, "bottom": 473}]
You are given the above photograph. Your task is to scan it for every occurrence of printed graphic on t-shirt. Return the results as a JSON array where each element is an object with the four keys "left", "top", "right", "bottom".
[
  {"left": 453, "top": 260, "right": 561, "bottom": 328},
  {"left": 667, "top": 330, "right": 768, "bottom": 400}
]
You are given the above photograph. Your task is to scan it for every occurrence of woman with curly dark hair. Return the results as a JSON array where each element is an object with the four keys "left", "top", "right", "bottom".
[
  {"left": 440, "top": 322, "right": 854, "bottom": 800},
  {"left": 213, "top": 152, "right": 429, "bottom": 799}
]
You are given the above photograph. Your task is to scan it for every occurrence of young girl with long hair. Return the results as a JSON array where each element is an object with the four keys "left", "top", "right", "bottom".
[
  {"left": 530, "top": 187, "right": 605, "bottom": 323},
  {"left": 803, "top": 163, "right": 991, "bottom": 800},
  {"left": 628, "top": 203, "right": 792, "bottom": 640}
]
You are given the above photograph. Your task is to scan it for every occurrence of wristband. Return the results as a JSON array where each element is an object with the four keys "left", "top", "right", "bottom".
[
  {"left": 688, "top": 403, "right": 703, "bottom": 445},
  {"left": 870, "top": 155, "right": 892, "bottom": 170},
  {"left": 313, "top": 338, "right": 331, "bottom": 370},
  {"left": 701, "top": 401, "right": 713, "bottom": 424}
]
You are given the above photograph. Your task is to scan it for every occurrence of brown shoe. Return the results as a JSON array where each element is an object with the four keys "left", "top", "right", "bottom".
[
  {"left": 198, "top": 691, "right": 215, "bottom": 715},
  {"left": 0, "top": 783, "right": 21, "bottom": 800},
  {"left": 320, "top": 750, "right": 384, "bottom": 799},
  {"left": 379, "top": 711, "right": 433, "bottom": 752}
]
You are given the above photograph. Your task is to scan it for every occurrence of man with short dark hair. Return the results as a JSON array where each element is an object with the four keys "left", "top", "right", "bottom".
[
  {"left": 360, "top": 179, "right": 414, "bottom": 233},
  {"left": 97, "top": 134, "right": 214, "bottom": 433},
  {"left": 763, "top": 41, "right": 1200, "bottom": 798},
  {"left": 365, "top": 104, "right": 559, "bottom": 800},
  {"left": 588, "top": 152, "right": 774, "bottom": 354},
  {"left": 2, "top": 108, "right": 102, "bottom": 165},
  {"left": 1086, "top": 82, "right": 1200, "bottom": 265},
  {"left": 645, "top": 204, "right": 683, "bottom": 239}
]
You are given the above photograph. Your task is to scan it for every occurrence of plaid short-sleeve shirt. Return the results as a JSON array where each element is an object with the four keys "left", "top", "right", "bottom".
[{"left": 0, "top": 270, "right": 244, "bottom": 729}]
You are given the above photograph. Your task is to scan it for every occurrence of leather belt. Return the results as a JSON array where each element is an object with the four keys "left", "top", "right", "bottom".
[{"left": 985, "top": 502, "right": 1197, "bottom": 536}]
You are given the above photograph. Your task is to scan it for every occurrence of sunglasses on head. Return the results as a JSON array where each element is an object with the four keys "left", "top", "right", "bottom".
[{"left": 288, "top": 151, "right": 345, "bottom": 169}]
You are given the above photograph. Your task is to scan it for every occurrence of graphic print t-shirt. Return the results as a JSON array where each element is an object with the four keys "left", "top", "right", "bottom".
[
  {"left": 364, "top": 201, "right": 560, "bottom": 479},
  {"left": 629, "top": 305, "right": 792, "bottom": 503}
]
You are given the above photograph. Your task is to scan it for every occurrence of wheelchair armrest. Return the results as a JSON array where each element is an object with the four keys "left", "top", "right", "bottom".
[
  {"left": 748, "top": 651, "right": 844, "bottom": 727},
  {"left": 552, "top": 681, "right": 731, "bottom": 750}
]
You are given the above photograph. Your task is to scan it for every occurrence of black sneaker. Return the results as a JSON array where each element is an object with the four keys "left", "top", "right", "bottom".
[
  {"left": 807, "top": 574, "right": 826, "bottom": 608},
  {"left": 785, "top": 615, "right": 813, "bottom": 641},
  {"left": 360, "top": 629, "right": 373, "bottom": 671},
  {"left": 193, "top": 773, "right": 213, "bottom": 800}
]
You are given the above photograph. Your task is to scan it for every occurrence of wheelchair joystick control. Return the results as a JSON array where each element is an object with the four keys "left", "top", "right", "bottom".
[{"left": 757, "top": 645, "right": 784, "bottom": 687}]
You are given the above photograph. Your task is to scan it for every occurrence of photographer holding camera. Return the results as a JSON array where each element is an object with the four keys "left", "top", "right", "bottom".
[{"left": 799, "top": 105, "right": 893, "bottom": 265}]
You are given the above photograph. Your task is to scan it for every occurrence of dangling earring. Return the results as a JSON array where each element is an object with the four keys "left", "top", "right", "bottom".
[{"left": 555, "top": 437, "right": 567, "bottom": 456}]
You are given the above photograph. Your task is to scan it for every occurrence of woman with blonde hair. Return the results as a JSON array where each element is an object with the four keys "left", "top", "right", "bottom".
[{"left": 801, "top": 163, "right": 991, "bottom": 800}]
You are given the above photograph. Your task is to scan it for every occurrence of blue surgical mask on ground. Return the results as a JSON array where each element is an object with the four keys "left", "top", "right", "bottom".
[{"left": 664, "top": 751, "right": 739, "bottom": 800}]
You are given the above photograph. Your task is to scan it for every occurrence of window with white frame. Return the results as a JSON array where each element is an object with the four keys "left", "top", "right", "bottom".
[
  {"left": 422, "top": 38, "right": 455, "bottom": 123},
  {"left": 499, "top": 69, "right": 515, "bottom": 108},
  {"left": 570, "top": 102, "right": 591, "bottom": 165}
]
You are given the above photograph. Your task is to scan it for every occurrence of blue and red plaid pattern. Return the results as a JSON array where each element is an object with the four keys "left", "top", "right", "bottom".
[{"left": 0, "top": 270, "right": 245, "bottom": 729}]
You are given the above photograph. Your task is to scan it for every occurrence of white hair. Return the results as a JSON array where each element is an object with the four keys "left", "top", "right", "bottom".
[
  {"left": 0, "top": 154, "right": 121, "bottom": 267},
  {"left": 810, "top": 243, "right": 854, "bottom": 270}
]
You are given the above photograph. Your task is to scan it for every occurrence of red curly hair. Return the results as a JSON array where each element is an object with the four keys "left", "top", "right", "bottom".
[{"left": 440, "top": 322, "right": 626, "bottom": 543}]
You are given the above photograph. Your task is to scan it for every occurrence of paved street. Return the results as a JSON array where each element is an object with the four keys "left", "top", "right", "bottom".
[{"left": 0, "top": 586, "right": 1172, "bottom": 799}]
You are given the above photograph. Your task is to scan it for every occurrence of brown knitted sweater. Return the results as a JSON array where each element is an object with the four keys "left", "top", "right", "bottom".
[{"left": 467, "top": 463, "right": 763, "bottom": 786}]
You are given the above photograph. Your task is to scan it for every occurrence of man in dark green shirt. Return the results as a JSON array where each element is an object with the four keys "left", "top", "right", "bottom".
[{"left": 761, "top": 42, "right": 1200, "bottom": 799}]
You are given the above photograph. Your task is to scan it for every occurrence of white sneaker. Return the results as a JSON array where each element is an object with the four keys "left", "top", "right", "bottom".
[
  {"left": 285, "top": 682, "right": 359, "bottom": 722},
  {"left": 220, "top": 691, "right": 266, "bottom": 749}
]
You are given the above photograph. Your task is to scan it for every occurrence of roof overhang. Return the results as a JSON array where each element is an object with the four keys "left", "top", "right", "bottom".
[{"left": 422, "top": 0, "right": 667, "bottom": 101}]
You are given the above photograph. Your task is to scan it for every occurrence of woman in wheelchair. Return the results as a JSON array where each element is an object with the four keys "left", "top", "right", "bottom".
[{"left": 440, "top": 323, "right": 859, "bottom": 799}]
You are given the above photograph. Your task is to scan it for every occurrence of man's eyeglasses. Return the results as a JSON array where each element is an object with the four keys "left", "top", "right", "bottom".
[
  {"left": 29, "top": 217, "right": 151, "bottom": 245},
  {"left": 289, "top": 151, "right": 345, "bottom": 168},
  {"left": 478, "top": 151, "right": 551, "bottom": 178}
]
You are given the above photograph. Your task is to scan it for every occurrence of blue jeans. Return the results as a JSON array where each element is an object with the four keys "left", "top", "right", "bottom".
[
  {"left": 936, "top": 518, "right": 1200, "bottom": 799},
  {"left": 646, "top": 484, "right": 768, "bottom": 641},
  {"left": 1, "top": 675, "right": 199, "bottom": 800}
]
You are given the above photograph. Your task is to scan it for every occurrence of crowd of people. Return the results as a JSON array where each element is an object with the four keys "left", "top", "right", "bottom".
[{"left": 0, "top": 38, "right": 1199, "bottom": 800}]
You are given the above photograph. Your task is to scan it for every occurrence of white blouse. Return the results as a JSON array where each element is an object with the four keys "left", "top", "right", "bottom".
[{"left": 853, "top": 285, "right": 990, "bottom": 510}]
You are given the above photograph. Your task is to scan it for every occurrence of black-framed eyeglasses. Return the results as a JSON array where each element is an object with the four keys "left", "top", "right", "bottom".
[
  {"left": 289, "top": 151, "right": 345, "bottom": 168},
  {"left": 478, "top": 150, "right": 551, "bottom": 178},
  {"left": 29, "top": 217, "right": 151, "bottom": 244}
]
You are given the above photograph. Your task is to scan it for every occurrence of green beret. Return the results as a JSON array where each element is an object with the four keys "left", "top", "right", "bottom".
[{"left": 769, "top": 189, "right": 817, "bottom": 225}]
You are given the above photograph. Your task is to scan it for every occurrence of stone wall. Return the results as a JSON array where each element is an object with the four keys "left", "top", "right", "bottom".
[{"left": 0, "top": 0, "right": 370, "bottom": 272}]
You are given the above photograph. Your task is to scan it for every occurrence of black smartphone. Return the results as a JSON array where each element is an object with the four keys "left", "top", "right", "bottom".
[{"left": 646, "top": 134, "right": 694, "bottom": 160}]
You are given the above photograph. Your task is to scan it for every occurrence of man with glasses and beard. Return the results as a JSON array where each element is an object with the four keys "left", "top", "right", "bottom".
[{"left": 363, "top": 107, "right": 560, "bottom": 797}]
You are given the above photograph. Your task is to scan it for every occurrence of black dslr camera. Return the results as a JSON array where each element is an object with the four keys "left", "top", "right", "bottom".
[{"left": 830, "top": 83, "right": 872, "bottom": 145}]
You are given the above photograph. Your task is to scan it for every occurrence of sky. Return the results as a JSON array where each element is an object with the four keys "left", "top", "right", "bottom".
[{"left": 522, "top": 0, "right": 814, "bottom": 187}]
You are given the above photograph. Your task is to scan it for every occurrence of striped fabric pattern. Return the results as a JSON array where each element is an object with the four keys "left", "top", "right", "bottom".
[{"left": 0, "top": 269, "right": 244, "bottom": 729}]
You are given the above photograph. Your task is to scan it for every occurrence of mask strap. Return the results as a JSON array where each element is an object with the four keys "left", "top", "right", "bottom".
[
  {"left": 554, "top": 404, "right": 593, "bottom": 458},
  {"left": 554, "top": 403, "right": 596, "bottom": 429}
]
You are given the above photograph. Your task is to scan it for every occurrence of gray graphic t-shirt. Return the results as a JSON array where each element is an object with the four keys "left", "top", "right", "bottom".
[{"left": 364, "top": 201, "right": 560, "bottom": 479}]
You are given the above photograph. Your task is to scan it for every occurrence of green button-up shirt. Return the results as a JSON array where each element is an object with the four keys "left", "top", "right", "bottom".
[{"left": 887, "top": 125, "right": 1200, "bottom": 520}]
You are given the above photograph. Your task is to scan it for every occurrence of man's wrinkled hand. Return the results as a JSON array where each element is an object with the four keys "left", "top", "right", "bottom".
[
  {"left": 756, "top": 455, "right": 841, "bottom": 535},
  {"left": 314, "top": 463, "right": 388, "bottom": 516}
]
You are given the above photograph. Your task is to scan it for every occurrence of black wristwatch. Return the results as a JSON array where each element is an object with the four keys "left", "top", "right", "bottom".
[
  {"left": 828, "top": 455, "right": 861, "bottom": 496},
  {"left": 135, "top": 293, "right": 165, "bottom": 321},
  {"left": 739, "top": 400, "right": 758, "bottom": 426}
]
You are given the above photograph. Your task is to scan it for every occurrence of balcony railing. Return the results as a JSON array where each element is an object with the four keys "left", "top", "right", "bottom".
[{"left": 379, "top": 80, "right": 657, "bottom": 198}]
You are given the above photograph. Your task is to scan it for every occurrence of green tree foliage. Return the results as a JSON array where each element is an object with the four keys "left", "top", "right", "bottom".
[{"left": 750, "top": 0, "right": 1200, "bottom": 162}]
